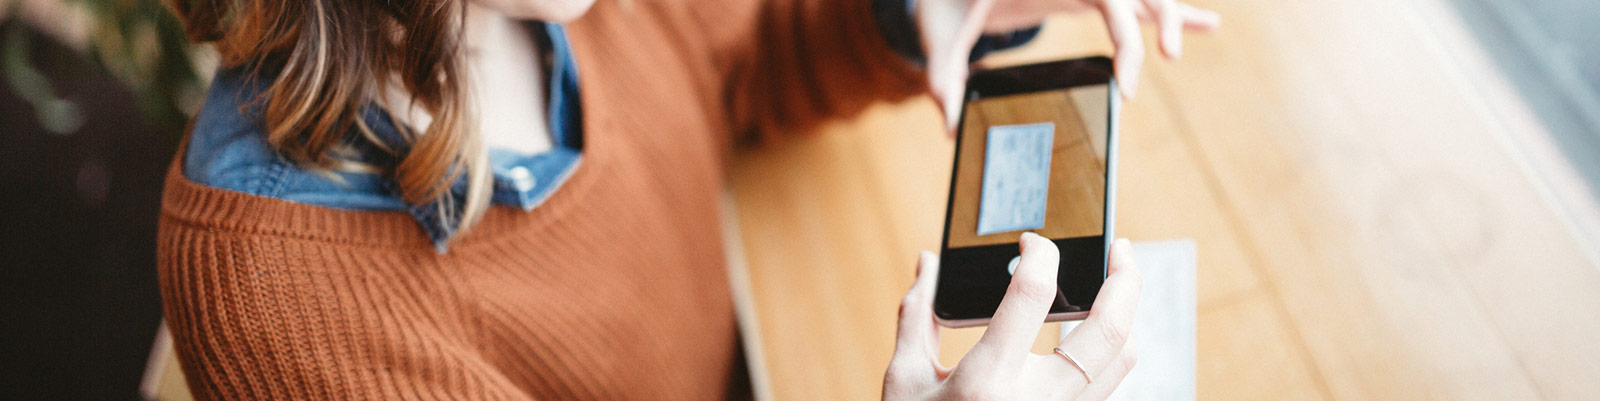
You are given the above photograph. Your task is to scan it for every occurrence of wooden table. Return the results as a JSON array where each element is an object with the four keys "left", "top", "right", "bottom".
[{"left": 725, "top": 0, "right": 1600, "bottom": 399}]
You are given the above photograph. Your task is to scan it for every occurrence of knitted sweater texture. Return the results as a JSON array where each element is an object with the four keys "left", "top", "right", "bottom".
[{"left": 157, "top": 1, "right": 924, "bottom": 400}]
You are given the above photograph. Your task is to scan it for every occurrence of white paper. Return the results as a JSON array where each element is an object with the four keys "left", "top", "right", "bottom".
[{"left": 1061, "top": 239, "right": 1197, "bottom": 401}]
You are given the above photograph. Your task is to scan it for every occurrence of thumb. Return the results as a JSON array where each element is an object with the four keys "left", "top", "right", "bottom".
[
  {"left": 918, "top": 0, "right": 992, "bottom": 136},
  {"left": 891, "top": 251, "right": 943, "bottom": 374},
  {"left": 928, "top": 65, "right": 969, "bottom": 137}
]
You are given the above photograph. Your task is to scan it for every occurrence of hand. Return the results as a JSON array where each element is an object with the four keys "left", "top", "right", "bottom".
[
  {"left": 883, "top": 234, "right": 1143, "bottom": 400},
  {"left": 918, "top": 0, "right": 1222, "bottom": 132}
]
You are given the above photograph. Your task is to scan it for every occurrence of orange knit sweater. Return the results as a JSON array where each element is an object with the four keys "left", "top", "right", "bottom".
[{"left": 158, "top": 1, "right": 925, "bottom": 400}]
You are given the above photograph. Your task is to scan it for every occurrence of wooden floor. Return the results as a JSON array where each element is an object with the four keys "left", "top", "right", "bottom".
[{"left": 725, "top": 0, "right": 1600, "bottom": 400}]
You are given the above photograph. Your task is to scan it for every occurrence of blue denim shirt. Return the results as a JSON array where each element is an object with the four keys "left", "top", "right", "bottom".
[
  {"left": 184, "top": 10, "right": 1035, "bottom": 252},
  {"left": 187, "top": 23, "right": 582, "bottom": 252}
]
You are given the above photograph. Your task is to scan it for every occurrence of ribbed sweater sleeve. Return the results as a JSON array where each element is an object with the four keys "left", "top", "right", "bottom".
[{"left": 718, "top": 0, "right": 931, "bottom": 139}]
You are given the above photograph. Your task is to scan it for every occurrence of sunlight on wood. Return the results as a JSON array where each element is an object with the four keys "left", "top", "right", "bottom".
[{"left": 729, "top": 0, "right": 1600, "bottom": 400}]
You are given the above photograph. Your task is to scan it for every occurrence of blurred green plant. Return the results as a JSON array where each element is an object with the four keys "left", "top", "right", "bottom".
[{"left": 2, "top": 0, "right": 204, "bottom": 135}]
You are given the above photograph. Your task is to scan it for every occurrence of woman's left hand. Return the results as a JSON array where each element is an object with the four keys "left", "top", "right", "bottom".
[{"left": 917, "top": 0, "right": 1222, "bottom": 132}]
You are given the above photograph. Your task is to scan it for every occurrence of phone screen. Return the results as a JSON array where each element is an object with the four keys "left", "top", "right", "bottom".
[
  {"left": 936, "top": 58, "right": 1115, "bottom": 324},
  {"left": 947, "top": 85, "right": 1111, "bottom": 249}
]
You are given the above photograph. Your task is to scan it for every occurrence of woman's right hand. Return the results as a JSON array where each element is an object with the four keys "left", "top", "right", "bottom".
[{"left": 883, "top": 233, "right": 1143, "bottom": 400}]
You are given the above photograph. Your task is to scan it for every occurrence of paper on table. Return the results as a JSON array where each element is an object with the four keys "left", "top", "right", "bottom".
[
  {"left": 977, "top": 122, "right": 1055, "bottom": 236},
  {"left": 1061, "top": 239, "right": 1197, "bottom": 401}
]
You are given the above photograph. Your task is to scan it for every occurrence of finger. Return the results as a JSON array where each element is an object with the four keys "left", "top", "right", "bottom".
[
  {"left": 1069, "top": 337, "right": 1139, "bottom": 401},
  {"left": 1140, "top": 0, "right": 1182, "bottom": 59},
  {"left": 1176, "top": 2, "right": 1222, "bottom": 31},
  {"left": 1131, "top": 2, "right": 1221, "bottom": 31},
  {"left": 926, "top": 31, "right": 974, "bottom": 137},
  {"left": 914, "top": 252, "right": 946, "bottom": 362},
  {"left": 1056, "top": 238, "right": 1142, "bottom": 376},
  {"left": 891, "top": 251, "right": 944, "bottom": 375},
  {"left": 921, "top": 0, "right": 992, "bottom": 135},
  {"left": 885, "top": 254, "right": 947, "bottom": 396},
  {"left": 974, "top": 232, "right": 1061, "bottom": 362},
  {"left": 1099, "top": 0, "right": 1145, "bottom": 99},
  {"left": 929, "top": 68, "right": 967, "bottom": 137}
]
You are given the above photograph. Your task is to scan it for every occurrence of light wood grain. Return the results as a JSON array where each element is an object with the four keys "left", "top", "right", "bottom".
[{"left": 727, "top": 0, "right": 1600, "bottom": 399}]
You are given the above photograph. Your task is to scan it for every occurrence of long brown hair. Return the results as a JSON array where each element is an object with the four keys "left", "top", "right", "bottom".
[{"left": 170, "top": 0, "right": 492, "bottom": 239}]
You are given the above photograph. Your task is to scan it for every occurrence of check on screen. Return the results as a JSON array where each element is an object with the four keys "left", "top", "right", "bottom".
[{"left": 977, "top": 122, "right": 1055, "bottom": 236}]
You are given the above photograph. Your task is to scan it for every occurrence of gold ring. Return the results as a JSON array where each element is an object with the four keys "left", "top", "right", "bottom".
[{"left": 1052, "top": 347, "right": 1093, "bottom": 383}]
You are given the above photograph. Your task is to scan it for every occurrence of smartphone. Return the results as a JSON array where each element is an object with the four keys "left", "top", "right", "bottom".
[{"left": 934, "top": 56, "right": 1119, "bottom": 328}]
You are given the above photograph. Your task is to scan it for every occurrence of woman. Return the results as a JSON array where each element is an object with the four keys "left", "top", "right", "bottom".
[{"left": 158, "top": 0, "right": 1217, "bottom": 399}]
